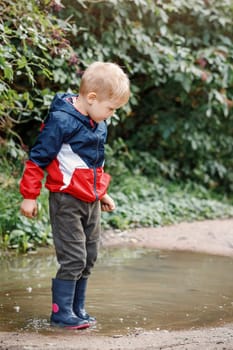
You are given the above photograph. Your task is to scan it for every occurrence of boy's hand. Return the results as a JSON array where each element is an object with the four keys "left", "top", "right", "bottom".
[
  {"left": 101, "top": 194, "right": 116, "bottom": 212},
  {"left": 20, "top": 199, "right": 38, "bottom": 218}
]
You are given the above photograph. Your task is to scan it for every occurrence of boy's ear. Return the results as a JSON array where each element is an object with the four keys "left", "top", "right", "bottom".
[{"left": 86, "top": 92, "right": 97, "bottom": 104}]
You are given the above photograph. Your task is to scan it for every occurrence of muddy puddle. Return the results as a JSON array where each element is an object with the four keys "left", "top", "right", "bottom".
[{"left": 1, "top": 247, "right": 233, "bottom": 336}]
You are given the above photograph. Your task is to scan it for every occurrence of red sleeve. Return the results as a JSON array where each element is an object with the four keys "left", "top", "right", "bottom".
[{"left": 19, "top": 160, "right": 44, "bottom": 199}]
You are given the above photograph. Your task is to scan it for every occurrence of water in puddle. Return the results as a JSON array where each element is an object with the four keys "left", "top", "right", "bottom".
[{"left": 0, "top": 247, "right": 233, "bottom": 336}]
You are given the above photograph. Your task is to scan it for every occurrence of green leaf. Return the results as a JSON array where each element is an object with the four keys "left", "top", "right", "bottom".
[
  {"left": 4, "top": 66, "right": 13, "bottom": 81},
  {"left": 17, "top": 56, "right": 28, "bottom": 69}
]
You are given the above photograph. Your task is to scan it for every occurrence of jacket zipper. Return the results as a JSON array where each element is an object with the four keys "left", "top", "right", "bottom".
[{"left": 93, "top": 134, "right": 100, "bottom": 200}]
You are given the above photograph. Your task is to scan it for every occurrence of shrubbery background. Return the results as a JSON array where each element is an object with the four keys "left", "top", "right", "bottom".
[{"left": 1, "top": 0, "right": 233, "bottom": 251}]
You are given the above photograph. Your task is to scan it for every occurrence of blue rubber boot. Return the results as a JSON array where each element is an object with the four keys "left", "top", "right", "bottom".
[
  {"left": 50, "top": 278, "right": 90, "bottom": 329},
  {"left": 73, "top": 277, "right": 96, "bottom": 323}
]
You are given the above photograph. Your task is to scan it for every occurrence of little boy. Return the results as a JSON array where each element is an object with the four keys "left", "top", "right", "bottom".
[{"left": 19, "top": 62, "right": 130, "bottom": 329}]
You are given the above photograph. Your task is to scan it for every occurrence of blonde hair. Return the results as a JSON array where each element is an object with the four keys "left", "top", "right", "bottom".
[{"left": 79, "top": 62, "right": 130, "bottom": 106}]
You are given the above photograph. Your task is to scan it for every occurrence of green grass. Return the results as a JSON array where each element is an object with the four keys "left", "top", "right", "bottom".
[{"left": 101, "top": 176, "right": 233, "bottom": 230}]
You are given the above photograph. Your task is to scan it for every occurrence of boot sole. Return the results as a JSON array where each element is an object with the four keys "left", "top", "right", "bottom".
[
  {"left": 51, "top": 322, "right": 90, "bottom": 330},
  {"left": 65, "top": 323, "right": 90, "bottom": 330}
]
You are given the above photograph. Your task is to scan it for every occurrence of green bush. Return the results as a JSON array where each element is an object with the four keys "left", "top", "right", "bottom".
[
  {"left": 1, "top": 0, "right": 233, "bottom": 192},
  {"left": 0, "top": 0, "right": 76, "bottom": 143},
  {"left": 61, "top": 0, "right": 233, "bottom": 192},
  {"left": 0, "top": 141, "right": 51, "bottom": 252}
]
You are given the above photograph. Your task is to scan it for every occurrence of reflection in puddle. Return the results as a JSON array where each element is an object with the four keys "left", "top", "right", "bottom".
[{"left": 0, "top": 247, "right": 233, "bottom": 335}]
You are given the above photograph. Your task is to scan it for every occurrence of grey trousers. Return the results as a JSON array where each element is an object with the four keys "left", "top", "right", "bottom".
[{"left": 49, "top": 192, "right": 101, "bottom": 280}]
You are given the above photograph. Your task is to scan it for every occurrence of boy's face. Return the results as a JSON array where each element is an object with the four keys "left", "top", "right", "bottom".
[{"left": 86, "top": 93, "right": 122, "bottom": 123}]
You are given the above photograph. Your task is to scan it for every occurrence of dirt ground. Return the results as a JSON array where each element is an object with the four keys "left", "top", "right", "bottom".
[{"left": 1, "top": 218, "right": 233, "bottom": 350}]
